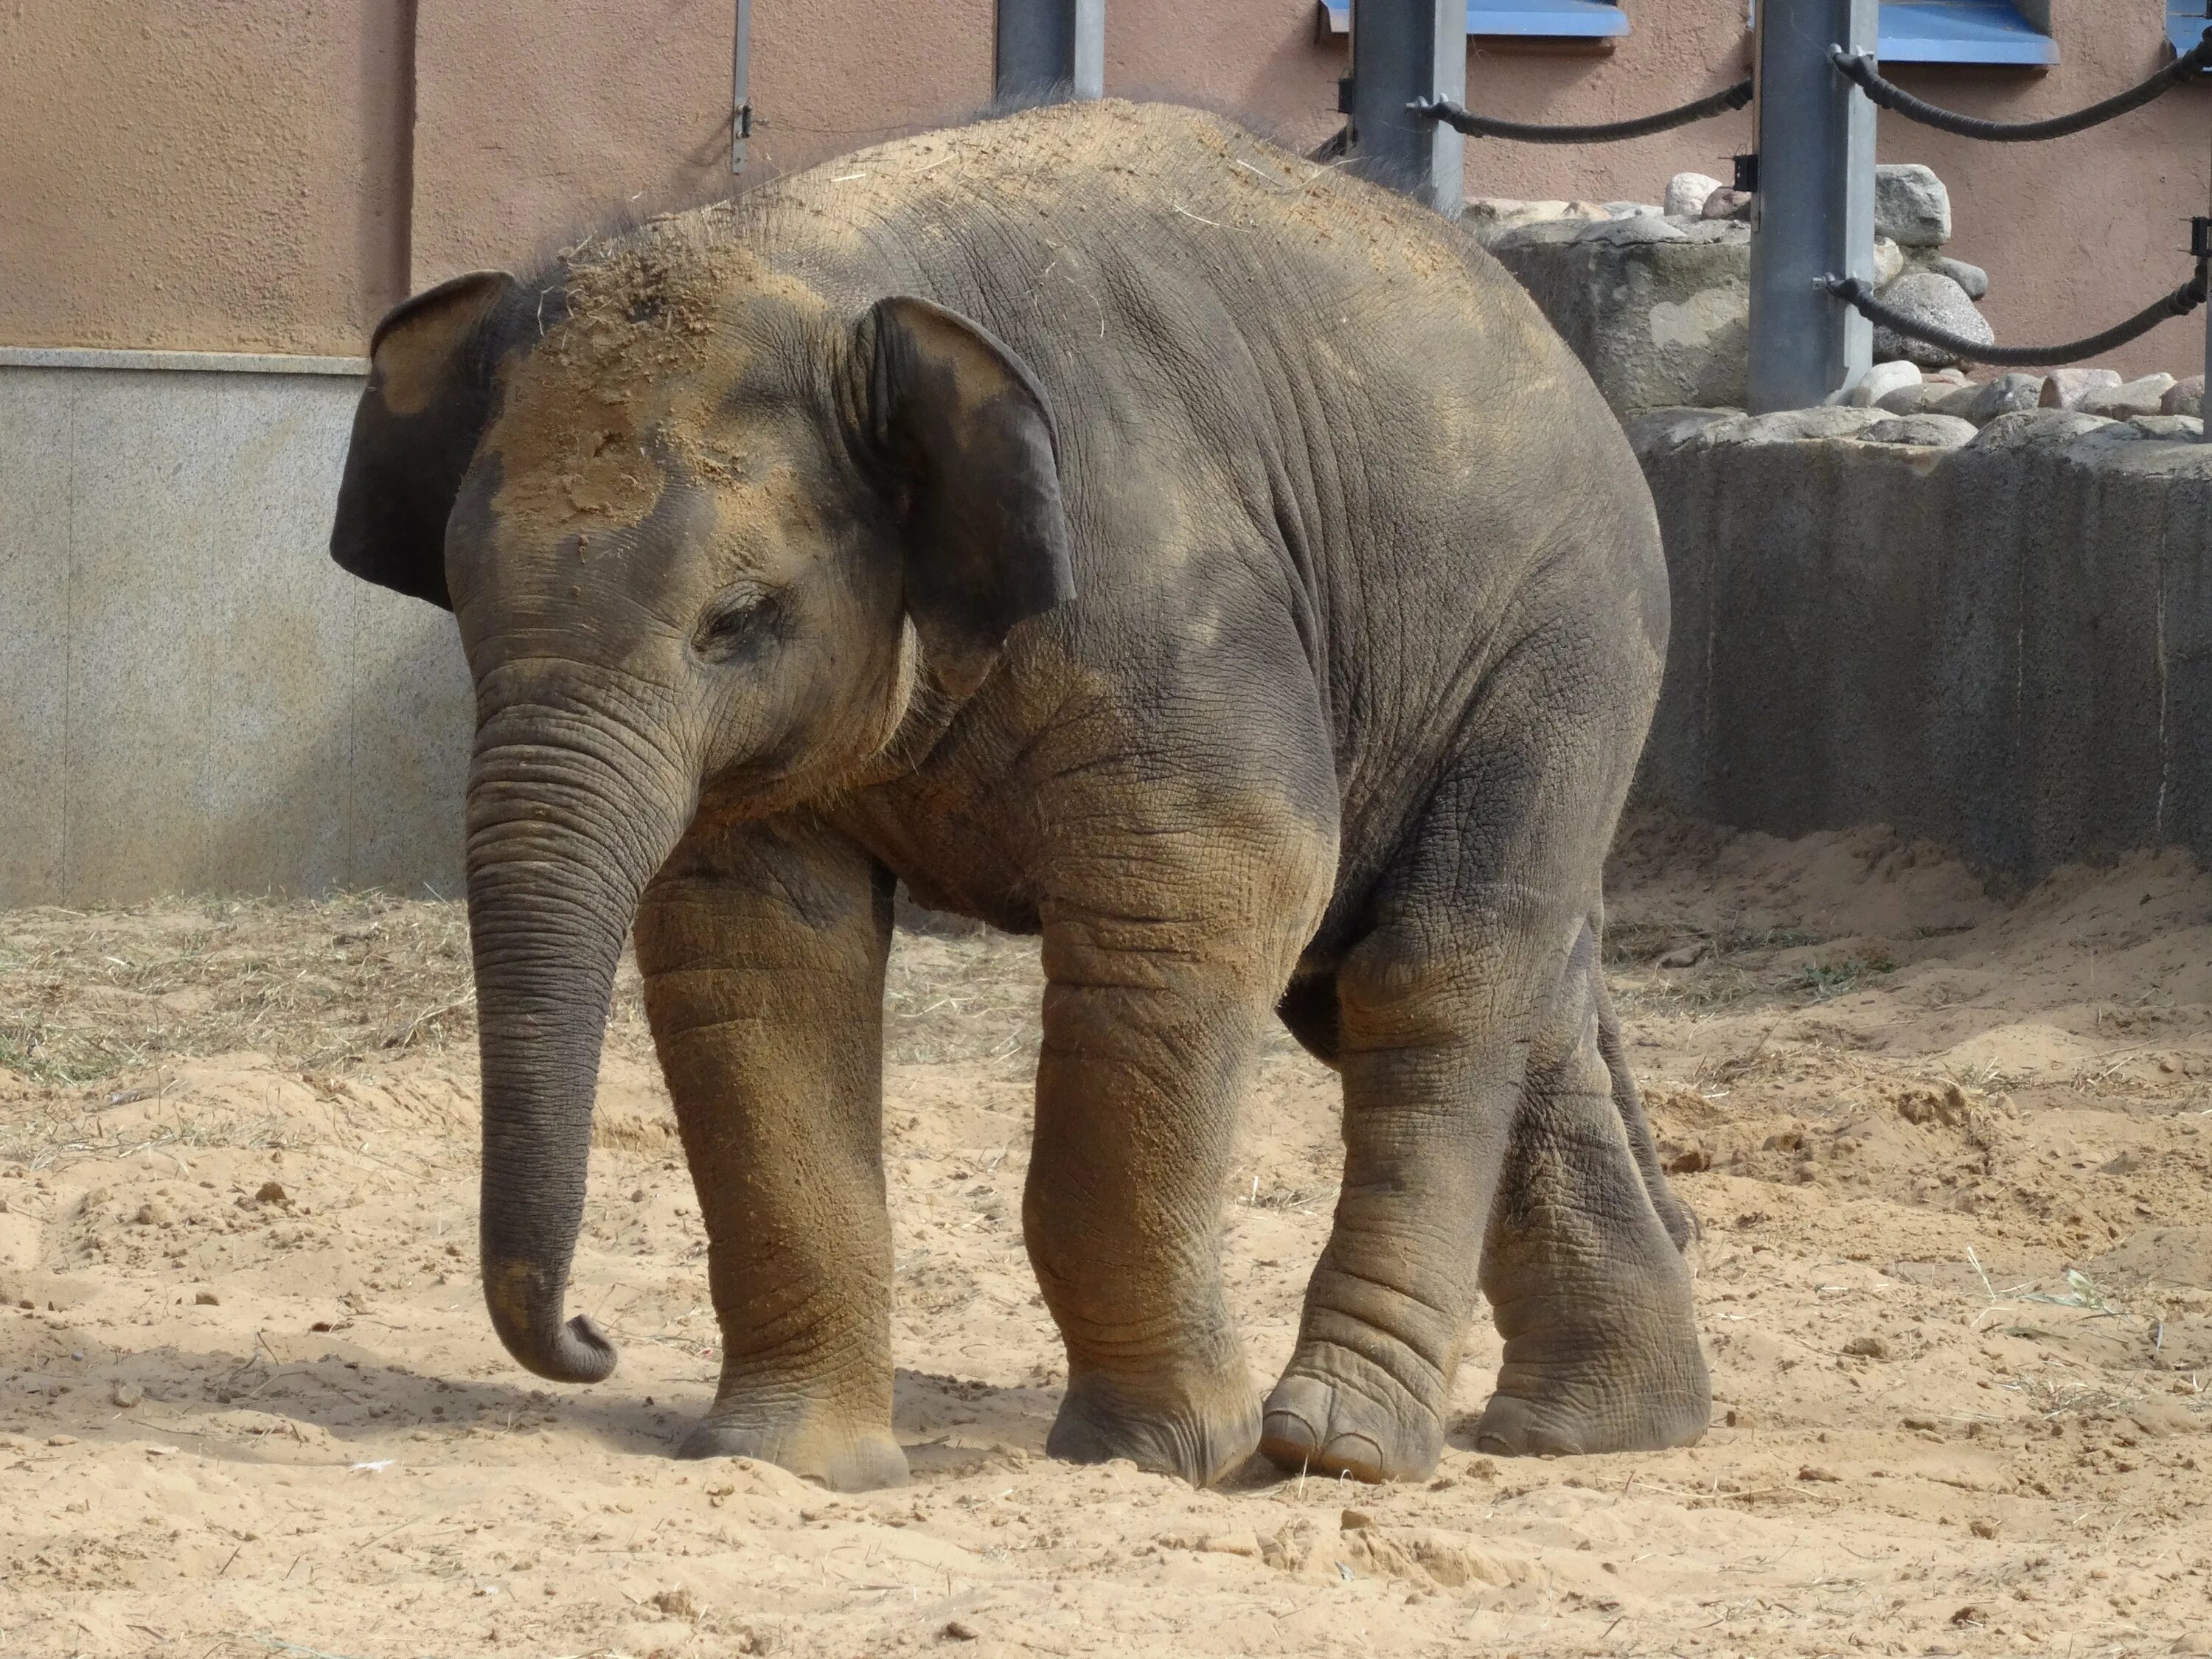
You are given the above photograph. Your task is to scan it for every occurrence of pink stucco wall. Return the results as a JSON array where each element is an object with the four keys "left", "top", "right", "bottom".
[
  {"left": 5, "top": 1, "right": 2208, "bottom": 378},
  {"left": 0, "top": 0, "right": 414, "bottom": 355}
]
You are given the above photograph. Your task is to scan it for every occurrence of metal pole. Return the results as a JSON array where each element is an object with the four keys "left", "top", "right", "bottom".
[
  {"left": 1346, "top": 0, "right": 1465, "bottom": 218},
  {"left": 995, "top": 0, "right": 1105, "bottom": 104},
  {"left": 1747, "top": 0, "right": 1878, "bottom": 411},
  {"left": 730, "top": 0, "right": 752, "bottom": 173}
]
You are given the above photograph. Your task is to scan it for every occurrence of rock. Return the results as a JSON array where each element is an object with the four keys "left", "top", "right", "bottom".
[
  {"left": 1203, "top": 1531, "right": 1262, "bottom": 1557},
  {"left": 1871, "top": 272, "right": 1992, "bottom": 369},
  {"left": 1688, "top": 406, "right": 1892, "bottom": 448},
  {"left": 1574, "top": 215, "right": 1691, "bottom": 248},
  {"left": 1933, "top": 372, "right": 2042, "bottom": 425},
  {"left": 942, "top": 1620, "right": 981, "bottom": 1642},
  {"left": 2129, "top": 414, "right": 2203, "bottom": 440},
  {"left": 1927, "top": 367, "right": 1969, "bottom": 385},
  {"left": 1842, "top": 1335, "right": 1891, "bottom": 1359},
  {"left": 2163, "top": 375, "right": 2204, "bottom": 417},
  {"left": 1862, "top": 414, "right": 1978, "bottom": 448},
  {"left": 194, "top": 1290, "right": 220, "bottom": 1306},
  {"left": 1872, "top": 236, "right": 1904, "bottom": 287},
  {"left": 1663, "top": 171, "right": 1722, "bottom": 217},
  {"left": 2082, "top": 373, "right": 2177, "bottom": 420},
  {"left": 133, "top": 1200, "right": 171, "bottom": 1227},
  {"left": 110, "top": 1380, "right": 143, "bottom": 1408},
  {"left": 1601, "top": 201, "right": 1660, "bottom": 220},
  {"left": 1463, "top": 199, "right": 1597, "bottom": 240},
  {"left": 1487, "top": 223, "right": 1749, "bottom": 411},
  {"left": 1340, "top": 1509, "right": 1377, "bottom": 1531},
  {"left": 1655, "top": 940, "right": 1711, "bottom": 967},
  {"left": 2039, "top": 367, "right": 2124, "bottom": 409},
  {"left": 1930, "top": 256, "right": 1989, "bottom": 300},
  {"left": 649, "top": 1588, "right": 698, "bottom": 1619},
  {"left": 254, "top": 1180, "right": 288, "bottom": 1205},
  {"left": 1875, "top": 383, "right": 1951, "bottom": 416},
  {"left": 47, "top": 1435, "right": 78, "bottom": 1447},
  {"left": 1699, "top": 188, "right": 1753, "bottom": 222},
  {"left": 1875, "top": 163, "right": 1951, "bottom": 248},
  {"left": 1849, "top": 360, "right": 1922, "bottom": 407},
  {"left": 1969, "top": 409, "right": 2120, "bottom": 451}
]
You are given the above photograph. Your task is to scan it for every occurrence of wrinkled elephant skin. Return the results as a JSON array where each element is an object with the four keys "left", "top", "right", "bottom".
[{"left": 328, "top": 101, "right": 1708, "bottom": 1492}]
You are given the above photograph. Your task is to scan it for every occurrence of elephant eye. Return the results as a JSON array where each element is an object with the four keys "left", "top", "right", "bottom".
[{"left": 692, "top": 588, "right": 784, "bottom": 665}]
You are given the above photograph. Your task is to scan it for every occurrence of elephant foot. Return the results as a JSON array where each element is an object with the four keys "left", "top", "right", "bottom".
[
  {"left": 1258, "top": 1352, "right": 1447, "bottom": 1484},
  {"left": 677, "top": 1407, "right": 909, "bottom": 1492},
  {"left": 1046, "top": 1366, "right": 1259, "bottom": 1487},
  {"left": 1471, "top": 1283, "right": 1711, "bottom": 1458}
]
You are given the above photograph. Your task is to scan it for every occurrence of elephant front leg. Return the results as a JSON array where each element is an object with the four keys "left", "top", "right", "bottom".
[
  {"left": 633, "top": 813, "right": 907, "bottom": 1492},
  {"left": 1027, "top": 909, "right": 1310, "bottom": 1487}
]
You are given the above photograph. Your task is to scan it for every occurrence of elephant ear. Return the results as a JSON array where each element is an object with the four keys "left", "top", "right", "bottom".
[
  {"left": 331, "top": 271, "right": 521, "bottom": 611},
  {"left": 863, "top": 296, "right": 1077, "bottom": 696}
]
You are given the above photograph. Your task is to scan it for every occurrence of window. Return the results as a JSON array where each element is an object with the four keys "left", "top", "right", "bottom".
[
  {"left": 1876, "top": 1, "right": 2057, "bottom": 66},
  {"left": 2169, "top": 1, "right": 2211, "bottom": 61},
  {"left": 1315, "top": 1, "right": 1630, "bottom": 42}
]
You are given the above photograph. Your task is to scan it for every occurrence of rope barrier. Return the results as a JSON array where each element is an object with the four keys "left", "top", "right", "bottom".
[
  {"left": 1411, "top": 78, "right": 1751, "bottom": 145},
  {"left": 1831, "top": 29, "right": 2212, "bottom": 143},
  {"left": 1823, "top": 268, "right": 2209, "bottom": 368}
]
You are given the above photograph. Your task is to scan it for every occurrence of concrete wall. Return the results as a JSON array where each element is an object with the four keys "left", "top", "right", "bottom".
[
  {"left": 0, "top": 358, "right": 471, "bottom": 906},
  {"left": 1632, "top": 406, "right": 2212, "bottom": 883}
]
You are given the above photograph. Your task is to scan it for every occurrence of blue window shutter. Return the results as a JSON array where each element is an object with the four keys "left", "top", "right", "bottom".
[
  {"left": 1316, "top": 2, "right": 1630, "bottom": 40},
  {"left": 1877, "top": 1, "right": 2058, "bottom": 66}
]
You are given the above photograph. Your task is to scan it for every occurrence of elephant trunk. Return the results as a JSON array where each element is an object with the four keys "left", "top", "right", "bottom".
[{"left": 465, "top": 699, "right": 692, "bottom": 1384}]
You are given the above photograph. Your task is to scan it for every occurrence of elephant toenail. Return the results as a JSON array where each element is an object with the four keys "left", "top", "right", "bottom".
[{"left": 1326, "top": 1430, "right": 1383, "bottom": 1465}]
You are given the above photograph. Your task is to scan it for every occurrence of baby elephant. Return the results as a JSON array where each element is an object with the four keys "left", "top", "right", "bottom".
[{"left": 330, "top": 100, "right": 1707, "bottom": 1491}]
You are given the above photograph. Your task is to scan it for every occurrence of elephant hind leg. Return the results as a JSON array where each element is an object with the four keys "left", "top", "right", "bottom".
[
  {"left": 1590, "top": 925, "right": 1700, "bottom": 1255},
  {"left": 1470, "top": 919, "right": 1710, "bottom": 1460}
]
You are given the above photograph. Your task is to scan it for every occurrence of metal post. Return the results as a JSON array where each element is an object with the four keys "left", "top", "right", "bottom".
[
  {"left": 1747, "top": 0, "right": 1878, "bottom": 411},
  {"left": 1346, "top": 0, "right": 1465, "bottom": 218},
  {"left": 995, "top": 0, "right": 1105, "bottom": 104},
  {"left": 730, "top": 0, "right": 752, "bottom": 173}
]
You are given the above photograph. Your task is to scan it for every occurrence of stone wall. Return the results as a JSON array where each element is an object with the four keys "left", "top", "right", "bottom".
[
  {"left": 0, "top": 355, "right": 471, "bottom": 906},
  {"left": 1632, "top": 404, "right": 2212, "bottom": 880}
]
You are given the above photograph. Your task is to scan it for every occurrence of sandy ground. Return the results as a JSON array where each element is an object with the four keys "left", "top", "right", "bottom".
[{"left": 6, "top": 813, "right": 2212, "bottom": 1658}]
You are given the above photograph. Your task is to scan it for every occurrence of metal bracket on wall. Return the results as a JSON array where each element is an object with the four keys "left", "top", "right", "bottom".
[
  {"left": 731, "top": 0, "right": 752, "bottom": 173},
  {"left": 1733, "top": 152, "right": 1759, "bottom": 193}
]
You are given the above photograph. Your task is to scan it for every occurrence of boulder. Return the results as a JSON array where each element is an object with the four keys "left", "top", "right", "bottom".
[
  {"left": 1933, "top": 372, "right": 2042, "bottom": 425},
  {"left": 1871, "top": 271, "right": 1992, "bottom": 369},
  {"left": 1700, "top": 188, "right": 1753, "bottom": 222},
  {"left": 1873, "top": 237, "right": 1905, "bottom": 287},
  {"left": 2039, "top": 367, "right": 2124, "bottom": 410},
  {"left": 1850, "top": 359, "right": 1923, "bottom": 407},
  {"left": 2163, "top": 375, "right": 2205, "bottom": 417},
  {"left": 2080, "top": 373, "right": 2177, "bottom": 420},
  {"left": 1486, "top": 217, "right": 1750, "bottom": 411},
  {"left": 1875, "top": 164, "right": 1951, "bottom": 248},
  {"left": 1663, "top": 172, "right": 1722, "bottom": 218}
]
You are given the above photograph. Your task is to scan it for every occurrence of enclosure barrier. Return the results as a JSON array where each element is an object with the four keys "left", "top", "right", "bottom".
[{"left": 1387, "top": 3, "right": 2212, "bottom": 411}]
